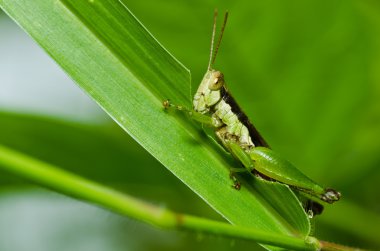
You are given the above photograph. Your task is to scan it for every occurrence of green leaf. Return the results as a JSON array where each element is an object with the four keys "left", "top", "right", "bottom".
[{"left": 0, "top": 0, "right": 311, "bottom": 247}]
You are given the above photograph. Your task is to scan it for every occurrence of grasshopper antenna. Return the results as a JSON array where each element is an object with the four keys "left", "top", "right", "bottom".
[
  {"left": 208, "top": 10, "right": 229, "bottom": 70},
  {"left": 207, "top": 9, "right": 218, "bottom": 70}
]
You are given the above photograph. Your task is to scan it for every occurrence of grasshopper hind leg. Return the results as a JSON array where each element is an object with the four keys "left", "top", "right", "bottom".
[{"left": 295, "top": 186, "right": 341, "bottom": 204}]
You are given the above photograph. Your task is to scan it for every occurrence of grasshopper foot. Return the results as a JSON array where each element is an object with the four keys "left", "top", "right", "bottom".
[
  {"left": 163, "top": 99, "right": 171, "bottom": 109},
  {"left": 163, "top": 99, "right": 185, "bottom": 111},
  {"left": 229, "top": 170, "right": 242, "bottom": 190},
  {"left": 233, "top": 182, "right": 241, "bottom": 190}
]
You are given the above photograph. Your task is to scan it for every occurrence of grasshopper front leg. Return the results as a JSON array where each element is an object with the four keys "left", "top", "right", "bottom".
[
  {"left": 164, "top": 100, "right": 243, "bottom": 189},
  {"left": 163, "top": 100, "right": 222, "bottom": 127}
]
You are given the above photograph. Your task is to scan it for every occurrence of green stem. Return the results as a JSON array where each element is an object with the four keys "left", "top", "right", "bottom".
[
  {"left": 319, "top": 241, "right": 365, "bottom": 251},
  {"left": 0, "top": 144, "right": 354, "bottom": 251},
  {"left": 180, "top": 215, "right": 319, "bottom": 250}
]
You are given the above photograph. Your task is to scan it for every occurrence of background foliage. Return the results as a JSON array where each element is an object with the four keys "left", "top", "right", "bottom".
[{"left": 1, "top": 0, "right": 380, "bottom": 250}]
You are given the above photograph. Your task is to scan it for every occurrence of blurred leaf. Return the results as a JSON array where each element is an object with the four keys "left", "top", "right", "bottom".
[
  {"left": 0, "top": 0, "right": 311, "bottom": 249},
  {"left": 0, "top": 112, "right": 165, "bottom": 185},
  {"left": 0, "top": 111, "right": 221, "bottom": 218},
  {"left": 319, "top": 200, "right": 380, "bottom": 249}
]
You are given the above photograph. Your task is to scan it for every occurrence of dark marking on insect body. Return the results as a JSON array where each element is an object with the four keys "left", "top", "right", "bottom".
[
  {"left": 304, "top": 200, "right": 324, "bottom": 216},
  {"left": 251, "top": 169, "right": 275, "bottom": 181},
  {"left": 220, "top": 86, "right": 269, "bottom": 148}
]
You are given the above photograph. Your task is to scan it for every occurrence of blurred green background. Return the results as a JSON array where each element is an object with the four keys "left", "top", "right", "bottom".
[{"left": 1, "top": 0, "right": 380, "bottom": 250}]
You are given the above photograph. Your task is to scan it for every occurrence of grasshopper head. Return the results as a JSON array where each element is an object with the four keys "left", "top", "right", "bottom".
[
  {"left": 209, "top": 71, "right": 225, "bottom": 90},
  {"left": 193, "top": 69, "right": 224, "bottom": 113}
]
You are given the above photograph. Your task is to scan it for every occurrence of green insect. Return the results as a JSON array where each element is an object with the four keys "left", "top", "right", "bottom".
[{"left": 164, "top": 10, "right": 340, "bottom": 215}]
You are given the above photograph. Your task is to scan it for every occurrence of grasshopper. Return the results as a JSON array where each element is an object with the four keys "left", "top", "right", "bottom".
[{"left": 164, "top": 10, "right": 340, "bottom": 215}]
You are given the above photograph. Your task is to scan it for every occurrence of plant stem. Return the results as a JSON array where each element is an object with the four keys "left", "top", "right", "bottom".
[
  {"left": 0, "top": 144, "right": 358, "bottom": 251},
  {"left": 319, "top": 241, "right": 365, "bottom": 251}
]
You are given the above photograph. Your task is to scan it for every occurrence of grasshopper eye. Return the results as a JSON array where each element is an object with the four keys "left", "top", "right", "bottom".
[{"left": 209, "top": 71, "right": 224, "bottom": 90}]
